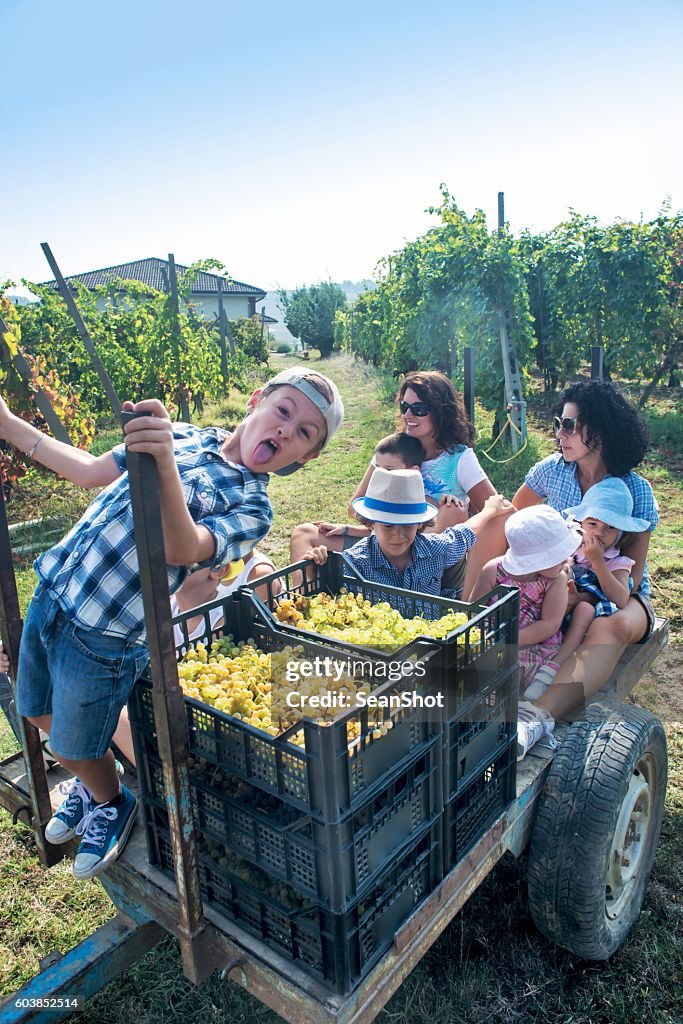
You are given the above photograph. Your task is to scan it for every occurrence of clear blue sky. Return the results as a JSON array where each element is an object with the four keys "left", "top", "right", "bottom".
[{"left": 3, "top": 0, "right": 682, "bottom": 293}]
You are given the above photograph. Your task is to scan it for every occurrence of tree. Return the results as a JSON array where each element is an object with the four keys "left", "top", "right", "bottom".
[{"left": 280, "top": 282, "right": 347, "bottom": 358}]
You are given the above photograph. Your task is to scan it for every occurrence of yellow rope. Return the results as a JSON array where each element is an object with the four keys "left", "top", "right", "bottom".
[{"left": 480, "top": 414, "right": 528, "bottom": 464}]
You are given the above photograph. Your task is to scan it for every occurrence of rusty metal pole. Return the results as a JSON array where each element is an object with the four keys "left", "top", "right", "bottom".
[
  {"left": 591, "top": 346, "right": 604, "bottom": 380},
  {"left": 463, "top": 346, "right": 475, "bottom": 428},
  {"left": 40, "top": 243, "right": 122, "bottom": 417},
  {"left": 216, "top": 278, "right": 229, "bottom": 389},
  {"left": 0, "top": 484, "right": 62, "bottom": 865},
  {"left": 122, "top": 411, "right": 209, "bottom": 983},
  {"left": 167, "top": 255, "right": 190, "bottom": 422}
]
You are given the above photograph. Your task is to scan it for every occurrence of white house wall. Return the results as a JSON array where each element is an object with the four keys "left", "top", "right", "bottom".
[{"left": 92, "top": 293, "right": 255, "bottom": 321}]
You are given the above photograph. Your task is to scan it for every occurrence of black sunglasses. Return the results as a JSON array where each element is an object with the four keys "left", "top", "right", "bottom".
[
  {"left": 553, "top": 415, "right": 578, "bottom": 435},
  {"left": 400, "top": 400, "right": 431, "bottom": 417}
]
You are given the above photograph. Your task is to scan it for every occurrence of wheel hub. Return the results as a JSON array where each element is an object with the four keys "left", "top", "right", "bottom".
[{"left": 605, "top": 757, "right": 653, "bottom": 921}]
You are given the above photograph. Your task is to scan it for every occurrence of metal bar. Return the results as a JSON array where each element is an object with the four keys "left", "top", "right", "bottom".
[
  {"left": 0, "top": 315, "right": 73, "bottom": 446},
  {"left": 121, "top": 410, "right": 208, "bottom": 984},
  {"left": 591, "top": 345, "right": 604, "bottom": 380},
  {"left": 0, "top": 914, "right": 164, "bottom": 1024},
  {"left": 223, "top": 306, "right": 236, "bottom": 357},
  {"left": 0, "top": 486, "right": 62, "bottom": 865},
  {"left": 40, "top": 243, "right": 122, "bottom": 416},
  {"left": 216, "top": 277, "right": 229, "bottom": 387},
  {"left": 167, "top": 254, "right": 190, "bottom": 421},
  {"left": 463, "top": 346, "right": 474, "bottom": 426}
]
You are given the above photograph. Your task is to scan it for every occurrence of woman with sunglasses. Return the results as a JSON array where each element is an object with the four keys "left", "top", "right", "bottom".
[
  {"left": 289, "top": 371, "right": 497, "bottom": 596},
  {"left": 349, "top": 371, "right": 496, "bottom": 523},
  {"left": 509, "top": 379, "right": 658, "bottom": 752},
  {"left": 396, "top": 371, "right": 497, "bottom": 520}
]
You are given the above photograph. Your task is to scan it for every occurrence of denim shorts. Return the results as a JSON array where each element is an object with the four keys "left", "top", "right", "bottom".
[
  {"left": 633, "top": 592, "right": 656, "bottom": 643},
  {"left": 16, "top": 585, "right": 149, "bottom": 761}
]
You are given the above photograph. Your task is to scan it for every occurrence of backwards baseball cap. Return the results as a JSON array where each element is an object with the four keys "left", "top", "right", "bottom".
[{"left": 263, "top": 366, "right": 344, "bottom": 476}]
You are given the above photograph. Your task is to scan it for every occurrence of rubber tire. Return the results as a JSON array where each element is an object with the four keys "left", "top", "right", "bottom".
[{"left": 527, "top": 702, "right": 667, "bottom": 960}]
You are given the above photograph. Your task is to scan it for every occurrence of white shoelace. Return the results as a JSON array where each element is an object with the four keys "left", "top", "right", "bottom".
[
  {"left": 75, "top": 804, "right": 118, "bottom": 847},
  {"left": 57, "top": 779, "right": 91, "bottom": 815}
]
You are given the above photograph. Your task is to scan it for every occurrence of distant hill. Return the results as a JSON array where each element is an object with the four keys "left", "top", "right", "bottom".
[{"left": 261, "top": 281, "right": 375, "bottom": 347}]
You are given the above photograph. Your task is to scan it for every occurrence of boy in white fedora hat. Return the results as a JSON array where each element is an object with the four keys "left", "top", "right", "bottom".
[{"left": 303, "top": 467, "right": 510, "bottom": 597}]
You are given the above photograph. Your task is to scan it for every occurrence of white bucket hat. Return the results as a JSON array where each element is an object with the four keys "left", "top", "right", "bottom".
[
  {"left": 502, "top": 505, "right": 582, "bottom": 576},
  {"left": 352, "top": 467, "right": 438, "bottom": 525}
]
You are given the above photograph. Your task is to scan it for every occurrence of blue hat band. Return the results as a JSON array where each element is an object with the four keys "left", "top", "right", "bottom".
[{"left": 362, "top": 496, "right": 428, "bottom": 515}]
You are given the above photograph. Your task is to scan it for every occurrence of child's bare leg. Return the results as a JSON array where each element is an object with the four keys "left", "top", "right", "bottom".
[
  {"left": 290, "top": 523, "right": 345, "bottom": 562},
  {"left": 27, "top": 713, "right": 52, "bottom": 735},
  {"left": 556, "top": 602, "right": 596, "bottom": 667},
  {"left": 290, "top": 523, "right": 345, "bottom": 585},
  {"left": 536, "top": 599, "right": 648, "bottom": 721},
  {"left": 461, "top": 508, "right": 514, "bottom": 600},
  {"left": 112, "top": 707, "right": 136, "bottom": 768},
  {"left": 57, "top": 750, "right": 121, "bottom": 804}
]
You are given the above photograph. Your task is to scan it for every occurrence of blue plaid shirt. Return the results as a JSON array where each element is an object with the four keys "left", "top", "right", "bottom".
[
  {"left": 35, "top": 423, "right": 273, "bottom": 640},
  {"left": 345, "top": 526, "right": 476, "bottom": 599},
  {"left": 525, "top": 454, "right": 658, "bottom": 596}
]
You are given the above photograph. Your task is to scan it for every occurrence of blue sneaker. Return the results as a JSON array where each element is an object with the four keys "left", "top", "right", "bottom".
[
  {"left": 46, "top": 778, "right": 93, "bottom": 844},
  {"left": 44, "top": 761, "right": 125, "bottom": 845},
  {"left": 72, "top": 784, "right": 138, "bottom": 880}
]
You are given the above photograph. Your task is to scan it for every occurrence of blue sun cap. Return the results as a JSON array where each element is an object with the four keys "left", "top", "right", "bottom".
[{"left": 564, "top": 477, "right": 649, "bottom": 533}]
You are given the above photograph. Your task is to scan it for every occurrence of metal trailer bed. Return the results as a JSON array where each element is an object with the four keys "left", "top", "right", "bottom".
[{"left": 0, "top": 616, "right": 668, "bottom": 1024}]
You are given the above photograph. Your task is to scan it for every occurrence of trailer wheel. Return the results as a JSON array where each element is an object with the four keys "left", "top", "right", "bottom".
[{"left": 527, "top": 702, "right": 667, "bottom": 960}]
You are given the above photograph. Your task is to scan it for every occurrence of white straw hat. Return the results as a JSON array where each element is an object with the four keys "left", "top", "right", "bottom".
[
  {"left": 352, "top": 467, "right": 438, "bottom": 525},
  {"left": 501, "top": 506, "right": 582, "bottom": 575}
]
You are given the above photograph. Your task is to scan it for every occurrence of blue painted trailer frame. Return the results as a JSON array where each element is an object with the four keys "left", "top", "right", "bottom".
[{"left": 0, "top": 608, "right": 668, "bottom": 1024}]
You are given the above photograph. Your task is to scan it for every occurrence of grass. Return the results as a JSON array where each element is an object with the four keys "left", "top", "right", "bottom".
[{"left": 0, "top": 352, "right": 681, "bottom": 1022}]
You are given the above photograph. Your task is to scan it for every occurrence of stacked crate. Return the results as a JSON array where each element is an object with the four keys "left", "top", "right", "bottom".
[
  {"left": 129, "top": 591, "right": 444, "bottom": 993},
  {"left": 128, "top": 555, "right": 519, "bottom": 993}
]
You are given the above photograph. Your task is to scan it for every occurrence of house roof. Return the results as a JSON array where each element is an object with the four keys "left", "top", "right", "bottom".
[{"left": 41, "top": 257, "right": 266, "bottom": 300}]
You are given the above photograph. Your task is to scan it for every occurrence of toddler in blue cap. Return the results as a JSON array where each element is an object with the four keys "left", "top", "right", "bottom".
[{"left": 557, "top": 476, "right": 651, "bottom": 667}]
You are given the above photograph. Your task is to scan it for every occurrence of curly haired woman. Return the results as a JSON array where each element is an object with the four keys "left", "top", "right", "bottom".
[{"left": 511, "top": 379, "right": 659, "bottom": 754}]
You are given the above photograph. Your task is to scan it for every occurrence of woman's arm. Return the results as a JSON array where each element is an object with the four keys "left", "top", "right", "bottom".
[
  {"left": 347, "top": 461, "right": 375, "bottom": 516},
  {"left": 518, "top": 572, "right": 569, "bottom": 646},
  {"left": 512, "top": 483, "right": 544, "bottom": 510},
  {"left": 466, "top": 477, "right": 497, "bottom": 515},
  {"left": 617, "top": 530, "right": 650, "bottom": 594}
]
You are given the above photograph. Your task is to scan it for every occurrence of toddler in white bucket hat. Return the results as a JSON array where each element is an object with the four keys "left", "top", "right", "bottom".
[{"left": 471, "top": 505, "right": 582, "bottom": 757}]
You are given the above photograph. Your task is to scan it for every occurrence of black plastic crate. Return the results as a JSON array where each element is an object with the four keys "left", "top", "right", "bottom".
[
  {"left": 443, "top": 742, "right": 517, "bottom": 872},
  {"left": 136, "top": 729, "right": 441, "bottom": 910},
  {"left": 147, "top": 806, "right": 442, "bottom": 995},
  {"left": 128, "top": 591, "right": 442, "bottom": 820},
  {"left": 240, "top": 552, "right": 520, "bottom": 676},
  {"left": 443, "top": 666, "right": 519, "bottom": 800}
]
